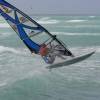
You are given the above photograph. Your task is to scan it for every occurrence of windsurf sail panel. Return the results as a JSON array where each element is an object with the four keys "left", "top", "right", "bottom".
[{"left": 0, "top": 0, "right": 73, "bottom": 64}]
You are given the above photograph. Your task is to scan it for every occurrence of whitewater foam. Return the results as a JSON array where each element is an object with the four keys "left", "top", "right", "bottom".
[
  {"left": 89, "top": 16, "right": 96, "bottom": 18},
  {"left": 38, "top": 17, "right": 59, "bottom": 24},
  {"left": 0, "top": 82, "right": 7, "bottom": 87},
  {"left": 38, "top": 20, "right": 59, "bottom": 24},
  {"left": 0, "top": 46, "right": 21, "bottom": 54},
  {"left": 52, "top": 32, "right": 100, "bottom": 36},
  {"left": 62, "top": 25, "right": 100, "bottom": 28},
  {"left": 38, "top": 17, "right": 50, "bottom": 21},
  {"left": 66, "top": 20, "right": 87, "bottom": 23}
]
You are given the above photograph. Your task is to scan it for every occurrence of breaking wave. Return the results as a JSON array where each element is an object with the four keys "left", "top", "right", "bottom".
[
  {"left": 38, "top": 17, "right": 60, "bottom": 24},
  {"left": 66, "top": 20, "right": 87, "bottom": 23},
  {"left": 0, "top": 45, "right": 99, "bottom": 88},
  {"left": 38, "top": 20, "right": 59, "bottom": 24},
  {"left": 38, "top": 17, "right": 50, "bottom": 20},
  {"left": 61, "top": 25, "right": 100, "bottom": 28},
  {"left": 0, "top": 46, "right": 22, "bottom": 54},
  {"left": 89, "top": 16, "right": 96, "bottom": 18},
  {"left": 0, "top": 82, "right": 7, "bottom": 87},
  {"left": 52, "top": 32, "right": 100, "bottom": 36}
]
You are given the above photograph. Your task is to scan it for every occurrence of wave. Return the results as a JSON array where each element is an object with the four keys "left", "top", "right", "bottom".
[
  {"left": 61, "top": 25, "right": 100, "bottom": 28},
  {"left": 0, "top": 46, "right": 22, "bottom": 54},
  {"left": 0, "top": 45, "right": 99, "bottom": 88},
  {"left": 38, "top": 17, "right": 50, "bottom": 20},
  {"left": 0, "top": 82, "right": 7, "bottom": 87},
  {"left": 38, "top": 20, "right": 59, "bottom": 24},
  {"left": 52, "top": 32, "right": 100, "bottom": 36},
  {"left": 0, "top": 32, "right": 12, "bottom": 37},
  {"left": 0, "top": 23, "right": 10, "bottom": 28},
  {"left": 0, "top": 46, "right": 35, "bottom": 57},
  {"left": 38, "top": 17, "right": 60, "bottom": 24},
  {"left": 66, "top": 20, "right": 87, "bottom": 23},
  {"left": 89, "top": 16, "right": 96, "bottom": 18}
]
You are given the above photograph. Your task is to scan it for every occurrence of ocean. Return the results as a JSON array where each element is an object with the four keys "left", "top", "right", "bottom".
[{"left": 0, "top": 15, "right": 100, "bottom": 100}]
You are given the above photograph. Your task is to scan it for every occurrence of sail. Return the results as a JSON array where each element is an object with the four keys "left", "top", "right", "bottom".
[{"left": 0, "top": 0, "right": 73, "bottom": 63}]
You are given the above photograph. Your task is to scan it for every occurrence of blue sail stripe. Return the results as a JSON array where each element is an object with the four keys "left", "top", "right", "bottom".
[{"left": 14, "top": 8, "right": 40, "bottom": 52}]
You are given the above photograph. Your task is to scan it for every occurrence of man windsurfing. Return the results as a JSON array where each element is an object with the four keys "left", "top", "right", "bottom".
[
  {"left": 39, "top": 40, "right": 74, "bottom": 64},
  {"left": 0, "top": 0, "right": 74, "bottom": 64}
]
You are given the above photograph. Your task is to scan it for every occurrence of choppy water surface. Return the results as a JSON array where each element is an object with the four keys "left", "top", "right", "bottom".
[{"left": 0, "top": 16, "right": 100, "bottom": 100}]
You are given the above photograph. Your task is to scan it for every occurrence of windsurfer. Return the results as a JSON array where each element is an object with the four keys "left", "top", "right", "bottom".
[
  {"left": 0, "top": 0, "right": 74, "bottom": 64},
  {"left": 39, "top": 44, "right": 55, "bottom": 64}
]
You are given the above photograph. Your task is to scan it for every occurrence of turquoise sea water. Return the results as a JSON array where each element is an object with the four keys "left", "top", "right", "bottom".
[{"left": 0, "top": 16, "right": 100, "bottom": 100}]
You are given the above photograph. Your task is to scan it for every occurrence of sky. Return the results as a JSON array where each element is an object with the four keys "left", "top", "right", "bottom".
[{"left": 7, "top": 0, "right": 100, "bottom": 15}]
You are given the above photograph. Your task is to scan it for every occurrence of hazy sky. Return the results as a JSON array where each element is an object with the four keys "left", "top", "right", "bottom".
[{"left": 7, "top": 0, "right": 100, "bottom": 15}]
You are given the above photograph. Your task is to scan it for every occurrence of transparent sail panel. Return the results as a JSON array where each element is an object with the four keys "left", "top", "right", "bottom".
[
  {"left": 30, "top": 32, "right": 51, "bottom": 45},
  {"left": 16, "top": 12, "right": 37, "bottom": 27},
  {"left": 24, "top": 28, "right": 41, "bottom": 37},
  {"left": 7, "top": 20, "right": 19, "bottom": 34},
  {"left": 0, "top": 4, "right": 14, "bottom": 18}
]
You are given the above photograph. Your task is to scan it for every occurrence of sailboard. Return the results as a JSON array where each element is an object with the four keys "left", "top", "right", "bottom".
[{"left": 47, "top": 51, "right": 95, "bottom": 69}]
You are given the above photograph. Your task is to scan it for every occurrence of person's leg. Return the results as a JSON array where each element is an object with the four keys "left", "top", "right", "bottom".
[{"left": 42, "top": 54, "right": 56, "bottom": 64}]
